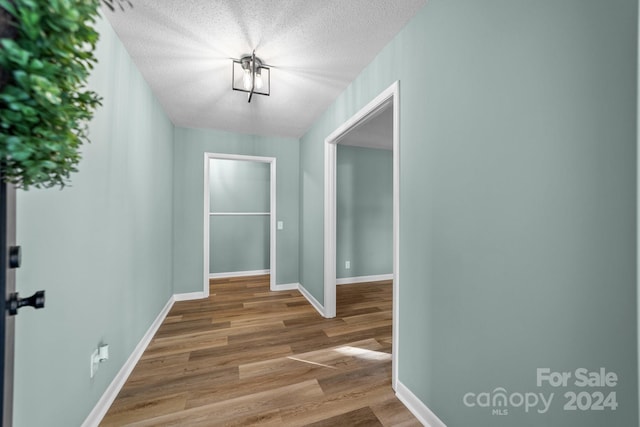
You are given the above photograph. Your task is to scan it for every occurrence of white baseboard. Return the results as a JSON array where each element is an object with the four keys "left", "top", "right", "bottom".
[
  {"left": 173, "top": 291, "right": 206, "bottom": 301},
  {"left": 396, "top": 381, "right": 446, "bottom": 427},
  {"left": 336, "top": 273, "right": 393, "bottom": 285},
  {"left": 209, "top": 269, "right": 269, "bottom": 279},
  {"left": 273, "top": 282, "right": 299, "bottom": 291},
  {"left": 297, "top": 283, "right": 325, "bottom": 317},
  {"left": 81, "top": 296, "right": 175, "bottom": 427}
]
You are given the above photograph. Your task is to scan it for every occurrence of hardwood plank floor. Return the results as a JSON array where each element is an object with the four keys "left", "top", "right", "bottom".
[{"left": 101, "top": 275, "right": 420, "bottom": 426}]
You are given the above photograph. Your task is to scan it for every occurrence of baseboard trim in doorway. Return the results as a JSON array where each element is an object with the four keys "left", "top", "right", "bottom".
[
  {"left": 297, "top": 283, "right": 325, "bottom": 317},
  {"left": 81, "top": 295, "right": 175, "bottom": 427},
  {"left": 396, "top": 381, "right": 447, "bottom": 427},
  {"left": 336, "top": 273, "right": 393, "bottom": 285},
  {"left": 209, "top": 269, "right": 269, "bottom": 279},
  {"left": 174, "top": 291, "right": 206, "bottom": 301},
  {"left": 273, "top": 282, "right": 299, "bottom": 291}
]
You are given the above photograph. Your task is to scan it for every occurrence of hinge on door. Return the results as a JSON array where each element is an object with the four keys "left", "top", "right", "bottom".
[{"left": 8, "top": 246, "right": 20, "bottom": 269}]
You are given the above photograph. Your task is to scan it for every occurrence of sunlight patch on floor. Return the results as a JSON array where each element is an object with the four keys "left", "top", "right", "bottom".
[
  {"left": 335, "top": 346, "right": 392, "bottom": 362},
  {"left": 287, "top": 356, "right": 338, "bottom": 369}
]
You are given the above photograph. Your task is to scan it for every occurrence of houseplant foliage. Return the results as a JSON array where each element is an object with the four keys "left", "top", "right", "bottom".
[{"left": 0, "top": 0, "right": 102, "bottom": 189}]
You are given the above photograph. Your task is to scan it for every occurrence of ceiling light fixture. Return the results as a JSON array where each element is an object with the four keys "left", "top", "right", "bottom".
[{"left": 232, "top": 51, "right": 270, "bottom": 103}]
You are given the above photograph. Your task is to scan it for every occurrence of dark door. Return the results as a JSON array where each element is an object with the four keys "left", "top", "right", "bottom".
[{"left": 1, "top": 180, "right": 16, "bottom": 426}]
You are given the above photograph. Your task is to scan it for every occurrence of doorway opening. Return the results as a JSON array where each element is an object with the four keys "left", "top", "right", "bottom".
[
  {"left": 324, "top": 81, "right": 400, "bottom": 390},
  {"left": 203, "top": 153, "right": 276, "bottom": 296}
]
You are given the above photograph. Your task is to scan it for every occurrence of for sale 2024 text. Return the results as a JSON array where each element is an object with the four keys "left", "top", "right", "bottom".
[
  {"left": 462, "top": 367, "right": 619, "bottom": 416},
  {"left": 537, "top": 368, "right": 618, "bottom": 412}
]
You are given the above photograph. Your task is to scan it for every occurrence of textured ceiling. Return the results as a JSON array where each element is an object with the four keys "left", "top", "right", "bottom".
[{"left": 103, "top": 0, "right": 426, "bottom": 138}]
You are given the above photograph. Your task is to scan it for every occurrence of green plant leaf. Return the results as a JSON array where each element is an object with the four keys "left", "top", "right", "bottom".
[
  {"left": 1, "top": 39, "right": 31, "bottom": 67},
  {"left": 0, "top": 0, "right": 18, "bottom": 17}
]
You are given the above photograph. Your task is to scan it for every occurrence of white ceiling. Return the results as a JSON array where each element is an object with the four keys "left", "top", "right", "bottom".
[{"left": 103, "top": 0, "right": 425, "bottom": 139}]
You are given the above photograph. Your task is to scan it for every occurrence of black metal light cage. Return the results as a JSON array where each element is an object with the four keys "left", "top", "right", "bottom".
[{"left": 232, "top": 51, "right": 270, "bottom": 102}]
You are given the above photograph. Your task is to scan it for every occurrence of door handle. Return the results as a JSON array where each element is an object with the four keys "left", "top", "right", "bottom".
[{"left": 7, "top": 291, "right": 45, "bottom": 316}]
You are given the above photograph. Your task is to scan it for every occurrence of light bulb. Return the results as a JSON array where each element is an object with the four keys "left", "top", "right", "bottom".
[
  {"left": 243, "top": 69, "right": 252, "bottom": 91},
  {"left": 254, "top": 70, "right": 263, "bottom": 90}
]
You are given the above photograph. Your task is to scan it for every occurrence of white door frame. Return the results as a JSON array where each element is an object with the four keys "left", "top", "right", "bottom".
[
  {"left": 204, "top": 153, "right": 277, "bottom": 295},
  {"left": 324, "top": 81, "right": 400, "bottom": 390}
]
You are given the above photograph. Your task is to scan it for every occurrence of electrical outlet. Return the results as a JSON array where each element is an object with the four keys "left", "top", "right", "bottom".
[
  {"left": 345, "top": 261, "right": 350, "bottom": 269},
  {"left": 90, "top": 344, "right": 110, "bottom": 378},
  {"left": 90, "top": 349, "right": 99, "bottom": 378},
  {"left": 98, "top": 344, "right": 109, "bottom": 362}
]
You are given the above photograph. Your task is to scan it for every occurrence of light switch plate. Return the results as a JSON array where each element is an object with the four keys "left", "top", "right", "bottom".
[{"left": 277, "top": 221, "right": 284, "bottom": 230}]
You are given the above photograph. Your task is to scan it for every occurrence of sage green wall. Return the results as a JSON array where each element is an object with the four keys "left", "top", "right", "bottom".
[
  {"left": 300, "top": 1, "right": 638, "bottom": 426},
  {"left": 209, "top": 159, "right": 270, "bottom": 212},
  {"left": 209, "top": 159, "right": 270, "bottom": 274},
  {"left": 14, "top": 16, "right": 174, "bottom": 427},
  {"left": 336, "top": 145, "right": 392, "bottom": 278},
  {"left": 209, "top": 216, "right": 269, "bottom": 273},
  {"left": 173, "top": 127, "right": 299, "bottom": 291}
]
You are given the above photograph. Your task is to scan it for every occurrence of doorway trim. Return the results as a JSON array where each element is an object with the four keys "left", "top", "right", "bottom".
[
  {"left": 204, "top": 153, "right": 277, "bottom": 295},
  {"left": 323, "top": 81, "right": 400, "bottom": 390}
]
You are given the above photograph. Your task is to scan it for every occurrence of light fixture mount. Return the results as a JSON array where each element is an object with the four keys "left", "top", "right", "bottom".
[{"left": 232, "top": 50, "right": 270, "bottom": 103}]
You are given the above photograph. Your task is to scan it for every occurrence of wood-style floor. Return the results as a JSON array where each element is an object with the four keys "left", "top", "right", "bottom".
[{"left": 100, "top": 275, "right": 420, "bottom": 426}]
